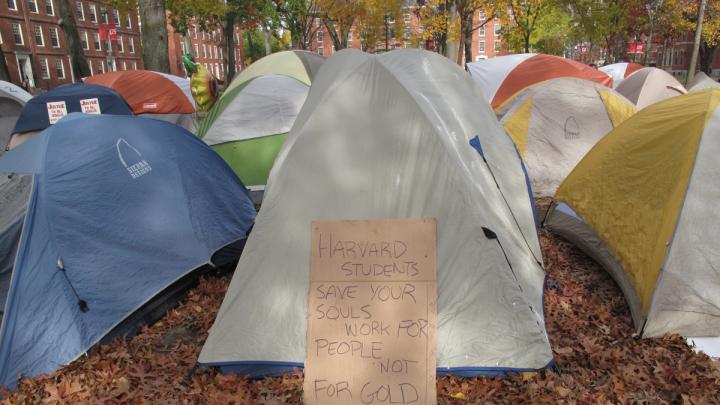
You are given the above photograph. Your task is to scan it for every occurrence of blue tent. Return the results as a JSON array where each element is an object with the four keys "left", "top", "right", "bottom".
[
  {"left": 11, "top": 83, "right": 132, "bottom": 134},
  {"left": 0, "top": 114, "right": 256, "bottom": 388}
]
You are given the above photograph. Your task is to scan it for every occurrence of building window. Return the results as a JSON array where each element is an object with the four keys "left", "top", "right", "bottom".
[
  {"left": 213, "top": 45, "right": 218, "bottom": 59},
  {"left": 46, "top": 0, "right": 54, "bottom": 15},
  {"left": 318, "top": 47, "right": 323, "bottom": 56},
  {"left": 219, "top": 47, "right": 222, "bottom": 60},
  {"left": 317, "top": 31, "right": 323, "bottom": 44},
  {"left": 122, "top": 60, "right": 126, "bottom": 70},
  {"left": 12, "top": 23, "right": 23, "bottom": 45},
  {"left": 315, "top": 17, "right": 321, "bottom": 28},
  {"left": 88, "top": 59, "right": 93, "bottom": 75},
  {"left": 50, "top": 27, "right": 59, "bottom": 47},
  {"left": 132, "top": 61, "right": 137, "bottom": 70},
  {"left": 125, "top": 14, "right": 131, "bottom": 28},
  {"left": 89, "top": 4, "right": 97, "bottom": 23},
  {"left": 34, "top": 25, "right": 44, "bottom": 47},
  {"left": 479, "top": 41, "right": 485, "bottom": 53},
  {"left": 202, "top": 44, "right": 207, "bottom": 58},
  {"left": 117, "top": 35, "right": 124, "bottom": 52},
  {"left": 55, "top": 59, "right": 65, "bottom": 79},
  {"left": 8, "top": 0, "right": 17, "bottom": 10},
  {"left": 193, "top": 25, "right": 197, "bottom": 39},
  {"left": 128, "top": 37, "right": 134, "bottom": 53},
  {"left": 81, "top": 31, "right": 88, "bottom": 50},
  {"left": 100, "top": 7, "right": 108, "bottom": 23},
  {"left": 113, "top": 9, "right": 119, "bottom": 24},
  {"left": 28, "top": 0, "right": 38, "bottom": 13},
  {"left": 479, "top": 26, "right": 485, "bottom": 36},
  {"left": 40, "top": 58, "right": 50, "bottom": 79},
  {"left": 494, "top": 40, "right": 500, "bottom": 51},
  {"left": 0, "top": 30, "right": 3, "bottom": 44},
  {"left": 494, "top": 24, "right": 501, "bottom": 35},
  {"left": 76, "top": 1, "right": 83, "bottom": 19},
  {"left": 100, "top": 60, "right": 105, "bottom": 73},
  {"left": 94, "top": 32, "right": 101, "bottom": 50},
  {"left": 194, "top": 43, "right": 199, "bottom": 58}
]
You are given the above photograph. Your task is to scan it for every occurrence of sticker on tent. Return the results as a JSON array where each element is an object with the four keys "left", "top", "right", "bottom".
[
  {"left": 80, "top": 98, "right": 101, "bottom": 114},
  {"left": 304, "top": 218, "right": 437, "bottom": 405},
  {"left": 46, "top": 101, "right": 67, "bottom": 124},
  {"left": 116, "top": 138, "right": 152, "bottom": 179},
  {"left": 142, "top": 102, "right": 158, "bottom": 110}
]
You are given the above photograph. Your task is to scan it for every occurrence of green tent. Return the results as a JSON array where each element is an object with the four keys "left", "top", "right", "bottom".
[{"left": 197, "top": 51, "right": 324, "bottom": 191}]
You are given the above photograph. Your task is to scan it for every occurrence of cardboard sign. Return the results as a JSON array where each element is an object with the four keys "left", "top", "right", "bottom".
[
  {"left": 304, "top": 218, "right": 437, "bottom": 405},
  {"left": 80, "top": 98, "right": 101, "bottom": 114},
  {"left": 46, "top": 101, "right": 67, "bottom": 124}
]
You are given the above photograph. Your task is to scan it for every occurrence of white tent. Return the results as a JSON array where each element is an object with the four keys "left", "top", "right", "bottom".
[
  {"left": 615, "top": 67, "right": 686, "bottom": 109},
  {"left": 199, "top": 49, "right": 552, "bottom": 376},
  {"left": 687, "top": 72, "right": 720, "bottom": 92},
  {"left": 0, "top": 81, "right": 31, "bottom": 154}
]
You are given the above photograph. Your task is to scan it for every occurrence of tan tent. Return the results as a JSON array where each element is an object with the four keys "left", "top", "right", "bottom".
[
  {"left": 615, "top": 67, "right": 686, "bottom": 110},
  {"left": 687, "top": 72, "right": 720, "bottom": 92},
  {"left": 497, "top": 78, "right": 636, "bottom": 196}
]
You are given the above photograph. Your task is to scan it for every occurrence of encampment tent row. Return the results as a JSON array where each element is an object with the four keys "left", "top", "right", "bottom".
[
  {"left": 199, "top": 49, "right": 553, "bottom": 376},
  {"left": 0, "top": 114, "right": 256, "bottom": 388},
  {"left": 546, "top": 90, "right": 720, "bottom": 355}
]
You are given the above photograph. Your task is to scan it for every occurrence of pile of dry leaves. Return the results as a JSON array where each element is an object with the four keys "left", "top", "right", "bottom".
[{"left": 1, "top": 230, "right": 719, "bottom": 403}]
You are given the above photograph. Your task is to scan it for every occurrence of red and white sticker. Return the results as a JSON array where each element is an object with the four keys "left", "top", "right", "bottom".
[
  {"left": 47, "top": 101, "right": 68, "bottom": 124},
  {"left": 142, "top": 102, "right": 158, "bottom": 110},
  {"left": 80, "top": 98, "right": 101, "bottom": 114}
]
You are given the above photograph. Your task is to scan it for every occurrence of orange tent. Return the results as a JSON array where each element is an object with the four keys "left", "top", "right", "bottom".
[
  {"left": 468, "top": 54, "right": 613, "bottom": 109},
  {"left": 85, "top": 70, "right": 195, "bottom": 114}
]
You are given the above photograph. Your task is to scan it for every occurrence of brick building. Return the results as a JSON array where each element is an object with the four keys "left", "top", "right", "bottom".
[
  {"left": 306, "top": 9, "right": 505, "bottom": 62},
  {"left": 0, "top": 0, "right": 143, "bottom": 91},
  {"left": 167, "top": 20, "right": 245, "bottom": 82}
]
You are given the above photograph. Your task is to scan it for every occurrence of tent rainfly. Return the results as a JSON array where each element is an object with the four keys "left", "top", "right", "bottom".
[
  {"left": 615, "top": 67, "right": 686, "bottom": 110},
  {"left": 599, "top": 63, "right": 644, "bottom": 88},
  {"left": 84, "top": 70, "right": 198, "bottom": 132},
  {"left": 0, "top": 81, "right": 31, "bottom": 154},
  {"left": 197, "top": 51, "right": 324, "bottom": 193},
  {"left": 467, "top": 53, "right": 613, "bottom": 109},
  {"left": 545, "top": 90, "right": 720, "bottom": 355},
  {"left": 496, "top": 78, "right": 636, "bottom": 196},
  {"left": 0, "top": 114, "right": 256, "bottom": 388},
  {"left": 687, "top": 72, "right": 720, "bottom": 92},
  {"left": 199, "top": 49, "right": 553, "bottom": 377},
  {"left": 9, "top": 83, "right": 132, "bottom": 149}
]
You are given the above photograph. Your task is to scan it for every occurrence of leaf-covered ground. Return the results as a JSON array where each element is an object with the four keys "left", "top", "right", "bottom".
[{"left": 1, "top": 230, "right": 719, "bottom": 404}]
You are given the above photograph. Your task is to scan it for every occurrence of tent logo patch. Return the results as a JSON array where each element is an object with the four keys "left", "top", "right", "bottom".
[
  {"left": 116, "top": 138, "right": 152, "bottom": 179},
  {"left": 564, "top": 116, "right": 580, "bottom": 140}
]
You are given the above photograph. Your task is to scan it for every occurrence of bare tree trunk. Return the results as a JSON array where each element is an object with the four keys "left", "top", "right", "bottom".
[
  {"left": 58, "top": 0, "right": 90, "bottom": 80},
  {"left": 224, "top": 13, "right": 236, "bottom": 84},
  {"left": 445, "top": 1, "right": 457, "bottom": 60},
  {"left": 262, "top": 24, "right": 272, "bottom": 55},
  {"left": 687, "top": 0, "right": 707, "bottom": 85},
  {"left": 0, "top": 45, "right": 10, "bottom": 82},
  {"left": 139, "top": 0, "right": 170, "bottom": 72}
]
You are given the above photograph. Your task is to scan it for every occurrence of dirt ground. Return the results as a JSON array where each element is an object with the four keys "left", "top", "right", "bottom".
[{"left": 1, "top": 230, "right": 719, "bottom": 404}]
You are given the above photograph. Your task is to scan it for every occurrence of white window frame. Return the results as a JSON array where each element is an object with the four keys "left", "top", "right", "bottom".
[
  {"left": 317, "top": 47, "right": 323, "bottom": 56},
  {"left": 479, "top": 41, "right": 485, "bottom": 53},
  {"left": 128, "top": 37, "right": 134, "bottom": 53},
  {"left": 125, "top": 14, "right": 132, "bottom": 28},
  {"left": 76, "top": 1, "right": 84, "bottom": 20},
  {"left": 100, "top": 60, "right": 105, "bottom": 73},
  {"left": 494, "top": 24, "right": 501, "bottom": 35},
  {"left": 40, "top": 58, "right": 50, "bottom": 79},
  {"left": 28, "top": 0, "right": 38, "bottom": 13},
  {"left": 117, "top": 35, "right": 124, "bottom": 53},
  {"left": 89, "top": 4, "right": 97, "bottom": 23},
  {"left": 202, "top": 44, "right": 207, "bottom": 58},
  {"left": 88, "top": 59, "right": 93, "bottom": 75},
  {"left": 194, "top": 43, "right": 199, "bottom": 58},
  {"left": 12, "top": 23, "right": 23, "bottom": 45},
  {"left": 81, "top": 31, "right": 89, "bottom": 50},
  {"left": 94, "top": 32, "right": 102, "bottom": 51},
  {"left": 55, "top": 58, "right": 65, "bottom": 79},
  {"left": 113, "top": 9, "right": 119, "bottom": 25},
  {"left": 50, "top": 27, "right": 59, "bottom": 47},
  {"left": 45, "top": 0, "right": 54, "bottom": 15},
  {"left": 100, "top": 7, "right": 108, "bottom": 23},
  {"left": 122, "top": 60, "right": 127, "bottom": 70},
  {"left": 132, "top": 61, "right": 137, "bottom": 70},
  {"left": 33, "top": 25, "right": 44, "bottom": 47},
  {"left": 8, "top": 0, "right": 17, "bottom": 10}
]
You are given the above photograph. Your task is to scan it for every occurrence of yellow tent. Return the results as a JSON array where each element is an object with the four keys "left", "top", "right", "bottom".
[{"left": 546, "top": 89, "right": 720, "bottom": 340}]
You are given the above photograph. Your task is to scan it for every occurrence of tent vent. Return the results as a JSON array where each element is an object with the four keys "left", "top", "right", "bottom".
[
  {"left": 56, "top": 256, "right": 89, "bottom": 313},
  {"left": 482, "top": 227, "right": 497, "bottom": 239}
]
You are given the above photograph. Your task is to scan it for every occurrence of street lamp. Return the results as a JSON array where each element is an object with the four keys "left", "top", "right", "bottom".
[{"left": 644, "top": 0, "right": 664, "bottom": 65}]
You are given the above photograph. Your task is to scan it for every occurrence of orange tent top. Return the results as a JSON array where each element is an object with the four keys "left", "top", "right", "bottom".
[
  {"left": 85, "top": 71, "right": 195, "bottom": 114},
  {"left": 492, "top": 54, "right": 613, "bottom": 109},
  {"left": 623, "top": 63, "right": 644, "bottom": 78}
]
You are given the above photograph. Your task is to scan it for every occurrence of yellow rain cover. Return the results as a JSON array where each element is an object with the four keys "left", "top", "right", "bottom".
[
  {"left": 555, "top": 91, "right": 720, "bottom": 313},
  {"left": 597, "top": 88, "right": 636, "bottom": 127},
  {"left": 502, "top": 95, "right": 534, "bottom": 156}
]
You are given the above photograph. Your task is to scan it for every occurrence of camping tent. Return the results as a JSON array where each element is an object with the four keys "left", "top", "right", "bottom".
[
  {"left": 0, "top": 81, "right": 31, "bottom": 154},
  {"left": 599, "top": 62, "right": 644, "bottom": 88},
  {"left": 9, "top": 83, "right": 132, "bottom": 149},
  {"left": 198, "top": 51, "right": 324, "bottom": 194},
  {"left": 199, "top": 49, "right": 552, "bottom": 376},
  {"left": 84, "top": 70, "right": 198, "bottom": 132},
  {"left": 496, "top": 78, "right": 636, "bottom": 196},
  {"left": 615, "top": 67, "right": 686, "bottom": 109},
  {"left": 545, "top": 90, "right": 720, "bottom": 347},
  {"left": 0, "top": 114, "right": 256, "bottom": 388},
  {"left": 467, "top": 53, "right": 613, "bottom": 109},
  {"left": 687, "top": 72, "right": 720, "bottom": 92}
]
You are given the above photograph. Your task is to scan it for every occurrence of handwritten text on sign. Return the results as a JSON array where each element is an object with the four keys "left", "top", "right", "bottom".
[
  {"left": 46, "top": 101, "right": 67, "bottom": 124},
  {"left": 304, "top": 219, "right": 437, "bottom": 405}
]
